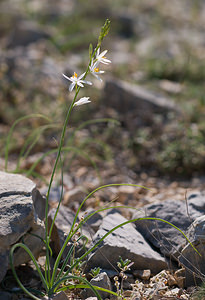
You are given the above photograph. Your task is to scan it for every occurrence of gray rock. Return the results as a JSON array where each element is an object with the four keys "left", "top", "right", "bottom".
[
  {"left": 0, "top": 250, "right": 9, "bottom": 284},
  {"left": 86, "top": 212, "right": 167, "bottom": 274},
  {"left": 83, "top": 272, "right": 111, "bottom": 299},
  {"left": 179, "top": 240, "right": 205, "bottom": 287},
  {"left": 63, "top": 186, "right": 87, "bottom": 205},
  {"left": 133, "top": 269, "right": 151, "bottom": 281},
  {"left": 7, "top": 21, "right": 51, "bottom": 48},
  {"left": 179, "top": 215, "right": 205, "bottom": 286},
  {"left": 103, "top": 78, "right": 179, "bottom": 127},
  {"left": 0, "top": 291, "right": 12, "bottom": 300},
  {"left": 0, "top": 171, "right": 45, "bottom": 282},
  {"left": 132, "top": 193, "right": 205, "bottom": 258},
  {"left": 32, "top": 188, "right": 46, "bottom": 221},
  {"left": 83, "top": 209, "right": 103, "bottom": 232},
  {"left": 13, "top": 218, "right": 45, "bottom": 266},
  {"left": 41, "top": 291, "right": 69, "bottom": 300},
  {"left": 48, "top": 205, "right": 94, "bottom": 257},
  {"left": 40, "top": 185, "right": 62, "bottom": 204},
  {"left": 187, "top": 214, "right": 205, "bottom": 241},
  {"left": 0, "top": 171, "right": 44, "bottom": 246},
  {"left": 0, "top": 170, "right": 36, "bottom": 195},
  {"left": 0, "top": 193, "right": 34, "bottom": 247},
  {"left": 100, "top": 268, "right": 118, "bottom": 279}
]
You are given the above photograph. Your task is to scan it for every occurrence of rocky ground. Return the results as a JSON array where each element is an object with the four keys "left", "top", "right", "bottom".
[{"left": 1, "top": 0, "right": 205, "bottom": 299}]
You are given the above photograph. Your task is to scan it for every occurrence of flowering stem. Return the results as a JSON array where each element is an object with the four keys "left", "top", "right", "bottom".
[
  {"left": 44, "top": 18, "right": 111, "bottom": 287},
  {"left": 44, "top": 47, "right": 98, "bottom": 285},
  {"left": 44, "top": 89, "right": 79, "bottom": 285}
]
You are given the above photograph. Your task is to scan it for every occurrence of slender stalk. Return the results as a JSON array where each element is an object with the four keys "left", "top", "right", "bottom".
[
  {"left": 44, "top": 42, "right": 102, "bottom": 285},
  {"left": 49, "top": 275, "right": 102, "bottom": 299},
  {"left": 47, "top": 154, "right": 64, "bottom": 245},
  {"left": 9, "top": 243, "right": 48, "bottom": 300},
  {"left": 50, "top": 184, "right": 146, "bottom": 286},
  {"left": 44, "top": 92, "right": 78, "bottom": 286},
  {"left": 58, "top": 284, "right": 118, "bottom": 297}
]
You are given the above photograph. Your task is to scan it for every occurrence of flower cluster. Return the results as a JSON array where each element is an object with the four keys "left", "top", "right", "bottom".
[{"left": 62, "top": 48, "right": 111, "bottom": 106}]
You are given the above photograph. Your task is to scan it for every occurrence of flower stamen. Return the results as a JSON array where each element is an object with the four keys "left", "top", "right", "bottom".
[{"left": 62, "top": 72, "right": 92, "bottom": 92}]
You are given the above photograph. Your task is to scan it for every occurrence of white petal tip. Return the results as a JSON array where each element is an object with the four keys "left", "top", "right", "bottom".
[{"left": 74, "top": 97, "right": 91, "bottom": 106}]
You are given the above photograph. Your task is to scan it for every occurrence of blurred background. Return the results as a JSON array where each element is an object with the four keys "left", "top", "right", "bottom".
[{"left": 0, "top": 0, "right": 205, "bottom": 189}]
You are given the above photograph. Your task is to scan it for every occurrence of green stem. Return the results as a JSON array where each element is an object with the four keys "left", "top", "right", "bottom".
[
  {"left": 44, "top": 92, "right": 78, "bottom": 286},
  {"left": 50, "top": 184, "right": 146, "bottom": 286},
  {"left": 47, "top": 153, "right": 64, "bottom": 245},
  {"left": 50, "top": 275, "right": 102, "bottom": 299},
  {"left": 43, "top": 22, "right": 109, "bottom": 287},
  {"left": 58, "top": 284, "right": 118, "bottom": 297},
  {"left": 9, "top": 243, "right": 48, "bottom": 300},
  {"left": 45, "top": 45, "right": 100, "bottom": 285}
]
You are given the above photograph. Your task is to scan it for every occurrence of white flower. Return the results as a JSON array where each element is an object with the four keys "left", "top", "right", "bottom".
[
  {"left": 62, "top": 72, "right": 92, "bottom": 92},
  {"left": 74, "top": 97, "right": 91, "bottom": 106},
  {"left": 95, "top": 48, "right": 111, "bottom": 65},
  {"left": 89, "top": 62, "right": 105, "bottom": 82}
]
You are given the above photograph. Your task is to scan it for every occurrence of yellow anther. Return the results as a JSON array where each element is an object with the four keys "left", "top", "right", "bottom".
[
  {"left": 73, "top": 72, "right": 78, "bottom": 78},
  {"left": 94, "top": 68, "right": 99, "bottom": 73}
]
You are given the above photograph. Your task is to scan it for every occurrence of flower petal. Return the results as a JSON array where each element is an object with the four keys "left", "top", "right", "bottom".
[
  {"left": 82, "top": 80, "right": 92, "bottom": 85},
  {"left": 77, "top": 82, "right": 84, "bottom": 87},
  {"left": 98, "top": 50, "right": 108, "bottom": 58},
  {"left": 96, "top": 48, "right": 100, "bottom": 56},
  {"left": 94, "top": 74, "right": 103, "bottom": 82},
  {"left": 69, "top": 82, "right": 75, "bottom": 92},
  {"left": 74, "top": 97, "right": 91, "bottom": 106},
  {"left": 101, "top": 58, "right": 111, "bottom": 64},
  {"left": 62, "top": 73, "right": 72, "bottom": 81},
  {"left": 78, "top": 72, "right": 86, "bottom": 80}
]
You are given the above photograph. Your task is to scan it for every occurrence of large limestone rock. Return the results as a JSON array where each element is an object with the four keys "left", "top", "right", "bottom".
[
  {"left": 86, "top": 212, "right": 167, "bottom": 274},
  {"left": 133, "top": 193, "right": 205, "bottom": 258},
  {"left": 103, "top": 78, "right": 179, "bottom": 127},
  {"left": 0, "top": 171, "right": 45, "bottom": 282},
  {"left": 179, "top": 215, "right": 205, "bottom": 286}
]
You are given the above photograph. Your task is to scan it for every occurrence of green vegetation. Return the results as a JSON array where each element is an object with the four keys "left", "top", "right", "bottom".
[
  {"left": 191, "top": 281, "right": 205, "bottom": 299},
  {"left": 1, "top": 0, "right": 204, "bottom": 178},
  {"left": 1, "top": 1, "right": 205, "bottom": 298}
]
